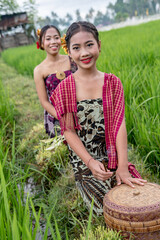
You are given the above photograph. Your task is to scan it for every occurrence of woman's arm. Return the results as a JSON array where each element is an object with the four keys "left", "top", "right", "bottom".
[
  {"left": 116, "top": 118, "right": 147, "bottom": 187},
  {"left": 64, "top": 128, "right": 113, "bottom": 181},
  {"left": 34, "top": 67, "right": 57, "bottom": 119}
]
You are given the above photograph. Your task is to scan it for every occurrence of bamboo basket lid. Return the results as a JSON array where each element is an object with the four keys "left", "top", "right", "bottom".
[
  {"left": 105, "top": 182, "right": 160, "bottom": 208},
  {"left": 103, "top": 182, "right": 160, "bottom": 236}
]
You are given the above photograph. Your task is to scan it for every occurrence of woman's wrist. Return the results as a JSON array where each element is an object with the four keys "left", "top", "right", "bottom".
[
  {"left": 117, "top": 158, "right": 128, "bottom": 168},
  {"left": 87, "top": 157, "right": 94, "bottom": 168},
  {"left": 117, "top": 162, "right": 128, "bottom": 171}
]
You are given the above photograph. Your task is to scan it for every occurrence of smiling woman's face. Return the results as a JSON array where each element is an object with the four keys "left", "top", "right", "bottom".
[
  {"left": 69, "top": 31, "right": 101, "bottom": 69},
  {"left": 43, "top": 27, "right": 61, "bottom": 54}
]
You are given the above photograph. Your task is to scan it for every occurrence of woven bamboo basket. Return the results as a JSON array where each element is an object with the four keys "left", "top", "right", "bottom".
[{"left": 103, "top": 182, "right": 160, "bottom": 240}]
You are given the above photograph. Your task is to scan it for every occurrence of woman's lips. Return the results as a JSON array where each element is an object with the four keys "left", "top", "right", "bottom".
[
  {"left": 50, "top": 45, "right": 58, "bottom": 50},
  {"left": 81, "top": 57, "right": 92, "bottom": 64}
]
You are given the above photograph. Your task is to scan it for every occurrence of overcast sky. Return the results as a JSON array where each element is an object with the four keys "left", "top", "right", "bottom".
[{"left": 17, "top": 0, "right": 116, "bottom": 19}]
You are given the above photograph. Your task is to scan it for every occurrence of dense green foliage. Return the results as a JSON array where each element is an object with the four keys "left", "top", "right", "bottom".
[{"left": 2, "top": 20, "right": 160, "bottom": 171}]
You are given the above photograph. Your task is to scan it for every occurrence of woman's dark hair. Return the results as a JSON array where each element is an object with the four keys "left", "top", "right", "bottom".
[
  {"left": 65, "top": 21, "right": 99, "bottom": 51},
  {"left": 38, "top": 25, "right": 61, "bottom": 50}
]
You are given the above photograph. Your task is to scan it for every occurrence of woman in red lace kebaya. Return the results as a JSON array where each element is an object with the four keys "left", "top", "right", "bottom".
[{"left": 50, "top": 21, "right": 147, "bottom": 215}]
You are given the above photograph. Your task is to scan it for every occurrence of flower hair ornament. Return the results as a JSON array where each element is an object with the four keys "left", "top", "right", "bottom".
[
  {"left": 36, "top": 28, "right": 41, "bottom": 49},
  {"left": 61, "top": 34, "right": 68, "bottom": 54},
  {"left": 37, "top": 28, "right": 41, "bottom": 37}
]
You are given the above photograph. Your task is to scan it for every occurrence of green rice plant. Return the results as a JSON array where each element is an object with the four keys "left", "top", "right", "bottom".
[
  {"left": 0, "top": 106, "right": 48, "bottom": 239},
  {"left": 74, "top": 199, "right": 123, "bottom": 240},
  {"left": 1, "top": 44, "right": 46, "bottom": 77},
  {"left": 84, "top": 198, "right": 94, "bottom": 240},
  {"left": 75, "top": 226, "right": 123, "bottom": 240},
  {"left": 41, "top": 171, "right": 90, "bottom": 239},
  {"left": 0, "top": 78, "right": 15, "bottom": 138},
  {"left": 0, "top": 149, "right": 62, "bottom": 240},
  {"left": 35, "top": 135, "right": 69, "bottom": 179},
  {"left": 18, "top": 123, "right": 47, "bottom": 166},
  {"left": 98, "top": 20, "right": 160, "bottom": 169},
  {"left": 18, "top": 123, "right": 70, "bottom": 181},
  {"left": 0, "top": 77, "right": 16, "bottom": 177}
]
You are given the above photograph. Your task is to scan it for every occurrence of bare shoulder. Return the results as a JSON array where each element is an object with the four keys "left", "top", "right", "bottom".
[
  {"left": 34, "top": 60, "right": 44, "bottom": 74},
  {"left": 34, "top": 60, "right": 47, "bottom": 79},
  {"left": 34, "top": 65, "right": 42, "bottom": 82}
]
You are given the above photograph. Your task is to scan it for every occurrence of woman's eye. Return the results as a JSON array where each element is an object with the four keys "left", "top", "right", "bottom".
[
  {"left": 73, "top": 46, "right": 79, "bottom": 50},
  {"left": 87, "top": 43, "right": 93, "bottom": 47}
]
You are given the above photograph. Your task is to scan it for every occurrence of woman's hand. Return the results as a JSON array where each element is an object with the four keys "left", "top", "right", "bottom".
[
  {"left": 116, "top": 167, "right": 147, "bottom": 188},
  {"left": 115, "top": 118, "right": 147, "bottom": 188},
  {"left": 88, "top": 159, "right": 113, "bottom": 181}
]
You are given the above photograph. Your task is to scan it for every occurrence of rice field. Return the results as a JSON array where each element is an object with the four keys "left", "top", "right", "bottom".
[
  {"left": 0, "top": 19, "right": 160, "bottom": 240},
  {"left": 2, "top": 20, "right": 160, "bottom": 170}
]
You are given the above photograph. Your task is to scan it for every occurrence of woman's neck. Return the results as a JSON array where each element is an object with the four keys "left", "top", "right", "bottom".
[
  {"left": 46, "top": 53, "right": 61, "bottom": 62},
  {"left": 75, "top": 67, "right": 101, "bottom": 82}
]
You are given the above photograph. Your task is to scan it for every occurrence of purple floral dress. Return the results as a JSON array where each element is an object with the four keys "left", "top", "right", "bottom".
[{"left": 44, "top": 57, "right": 77, "bottom": 137}]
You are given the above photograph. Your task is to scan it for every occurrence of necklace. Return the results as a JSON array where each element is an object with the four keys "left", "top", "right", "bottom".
[{"left": 55, "top": 71, "right": 66, "bottom": 80}]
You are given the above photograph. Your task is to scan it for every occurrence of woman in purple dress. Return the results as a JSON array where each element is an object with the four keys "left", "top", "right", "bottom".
[{"left": 34, "top": 25, "right": 77, "bottom": 137}]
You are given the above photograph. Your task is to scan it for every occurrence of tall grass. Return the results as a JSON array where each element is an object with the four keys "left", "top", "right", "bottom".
[
  {"left": 0, "top": 78, "right": 61, "bottom": 239},
  {"left": 0, "top": 79, "right": 15, "bottom": 163},
  {"left": 98, "top": 20, "right": 160, "bottom": 169},
  {"left": 0, "top": 158, "right": 69, "bottom": 239},
  {"left": 0, "top": 79, "right": 15, "bottom": 129},
  {"left": 1, "top": 44, "right": 46, "bottom": 76}
]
